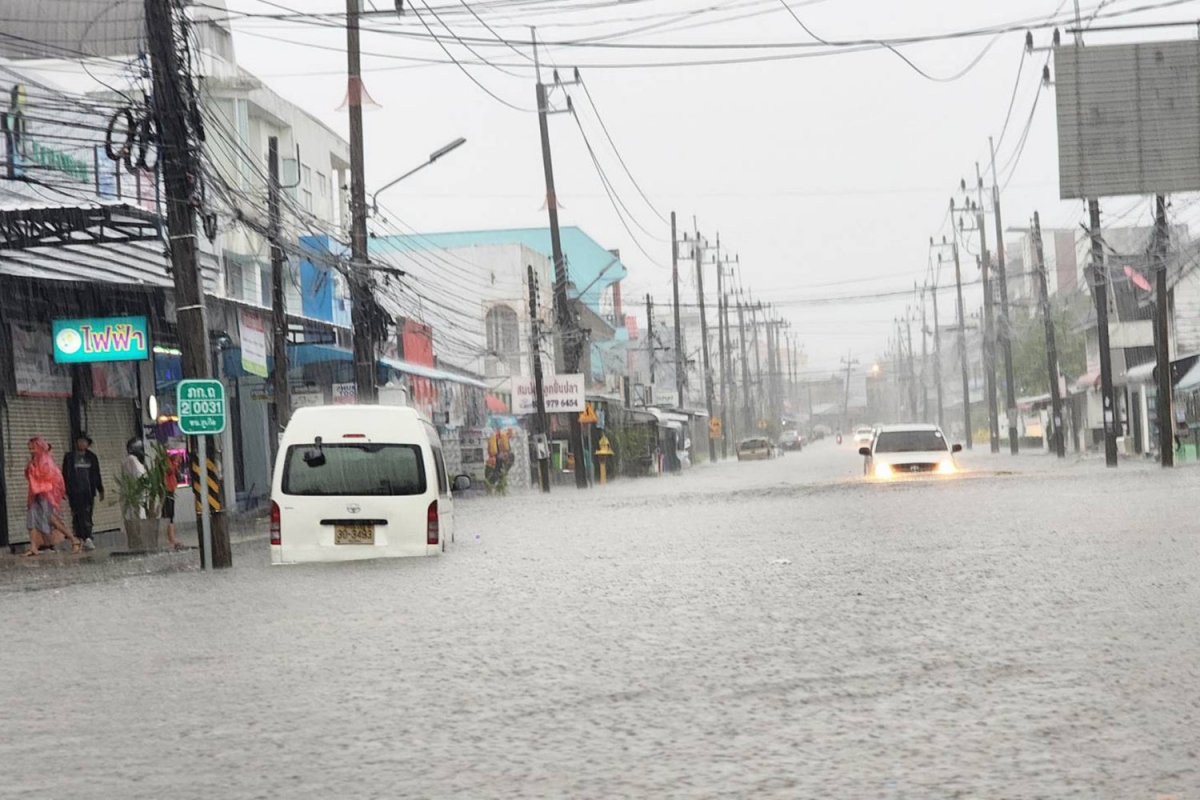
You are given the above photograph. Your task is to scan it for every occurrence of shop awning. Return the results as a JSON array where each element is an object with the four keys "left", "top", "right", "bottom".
[
  {"left": 380, "top": 357, "right": 488, "bottom": 389},
  {"left": 1177, "top": 360, "right": 1200, "bottom": 393},
  {"left": 1122, "top": 361, "right": 1156, "bottom": 386},
  {"left": 1071, "top": 371, "right": 1101, "bottom": 394}
]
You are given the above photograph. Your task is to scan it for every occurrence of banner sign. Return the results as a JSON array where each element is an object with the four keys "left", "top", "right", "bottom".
[
  {"left": 238, "top": 309, "right": 268, "bottom": 378},
  {"left": 52, "top": 316, "right": 149, "bottom": 363},
  {"left": 511, "top": 374, "right": 585, "bottom": 415}
]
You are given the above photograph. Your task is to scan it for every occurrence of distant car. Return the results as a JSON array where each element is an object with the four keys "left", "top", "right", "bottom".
[
  {"left": 853, "top": 426, "right": 875, "bottom": 446},
  {"left": 859, "top": 423, "right": 962, "bottom": 479},
  {"left": 779, "top": 430, "right": 804, "bottom": 451},
  {"left": 737, "top": 437, "right": 775, "bottom": 461}
]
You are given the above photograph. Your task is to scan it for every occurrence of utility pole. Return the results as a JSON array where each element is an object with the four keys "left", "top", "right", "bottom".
[
  {"left": 346, "top": 0, "right": 377, "bottom": 404},
  {"left": 919, "top": 284, "right": 930, "bottom": 423},
  {"left": 751, "top": 302, "right": 764, "bottom": 423},
  {"left": 990, "top": 138, "right": 1019, "bottom": 454},
  {"left": 723, "top": 291, "right": 735, "bottom": 444},
  {"left": 145, "top": 0, "right": 231, "bottom": 568},
  {"left": 533, "top": 30, "right": 587, "bottom": 488},
  {"left": 1154, "top": 194, "right": 1174, "bottom": 468},
  {"left": 1089, "top": 199, "right": 1119, "bottom": 467},
  {"left": 645, "top": 294, "right": 655, "bottom": 389},
  {"left": 528, "top": 265, "right": 551, "bottom": 492},
  {"left": 951, "top": 231, "right": 972, "bottom": 448},
  {"left": 974, "top": 169, "right": 1001, "bottom": 453},
  {"left": 738, "top": 299, "right": 752, "bottom": 434},
  {"left": 715, "top": 236, "right": 729, "bottom": 458},
  {"left": 931, "top": 272, "right": 944, "bottom": 430},
  {"left": 671, "top": 211, "right": 685, "bottom": 409},
  {"left": 840, "top": 351, "right": 858, "bottom": 429},
  {"left": 1032, "top": 212, "right": 1065, "bottom": 458},
  {"left": 267, "top": 137, "right": 290, "bottom": 446},
  {"left": 692, "top": 226, "right": 717, "bottom": 462},
  {"left": 905, "top": 313, "right": 917, "bottom": 421}
]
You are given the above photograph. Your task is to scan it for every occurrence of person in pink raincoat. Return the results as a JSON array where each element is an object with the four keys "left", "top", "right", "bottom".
[{"left": 23, "top": 437, "right": 78, "bottom": 556}]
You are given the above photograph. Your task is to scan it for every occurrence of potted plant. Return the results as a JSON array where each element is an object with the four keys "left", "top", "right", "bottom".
[{"left": 117, "top": 442, "right": 169, "bottom": 551}]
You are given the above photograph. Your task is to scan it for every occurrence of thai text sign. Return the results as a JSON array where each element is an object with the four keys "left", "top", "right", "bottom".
[
  {"left": 177, "top": 379, "right": 227, "bottom": 435},
  {"left": 512, "top": 374, "right": 585, "bottom": 415},
  {"left": 53, "top": 316, "right": 149, "bottom": 363}
]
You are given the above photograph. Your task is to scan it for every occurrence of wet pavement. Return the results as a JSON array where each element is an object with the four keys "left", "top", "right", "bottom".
[{"left": 1, "top": 441, "right": 1197, "bottom": 798}]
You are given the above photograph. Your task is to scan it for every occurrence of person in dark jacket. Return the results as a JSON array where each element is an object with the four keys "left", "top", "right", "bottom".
[{"left": 62, "top": 432, "right": 104, "bottom": 551}]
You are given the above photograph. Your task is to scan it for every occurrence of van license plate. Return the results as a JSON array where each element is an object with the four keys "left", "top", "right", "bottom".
[{"left": 334, "top": 524, "right": 375, "bottom": 545}]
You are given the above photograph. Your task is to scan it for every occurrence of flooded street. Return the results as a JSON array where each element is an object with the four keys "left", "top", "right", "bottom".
[{"left": 3, "top": 443, "right": 1198, "bottom": 798}]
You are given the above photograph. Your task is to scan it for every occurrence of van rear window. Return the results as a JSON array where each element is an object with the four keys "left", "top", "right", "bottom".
[{"left": 282, "top": 443, "right": 427, "bottom": 496}]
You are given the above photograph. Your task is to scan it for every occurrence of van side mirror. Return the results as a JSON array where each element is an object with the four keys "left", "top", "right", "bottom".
[
  {"left": 302, "top": 436, "right": 326, "bottom": 468},
  {"left": 858, "top": 446, "right": 871, "bottom": 457},
  {"left": 952, "top": 443, "right": 963, "bottom": 453},
  {"left": 452, "top": 474, "right": 471, "bottom": 492}
]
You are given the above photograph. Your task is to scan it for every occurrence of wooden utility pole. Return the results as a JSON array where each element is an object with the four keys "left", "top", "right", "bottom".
[
  {"left": 1154, "top": 195, "right": 1174, "bottom": 467},
  {"left": 346, "top": 0, "right": 377, "bottom": 403},
  {"left": 1089, "top": 199, "right": 1119, "bottom": 467},
  {"left": 533, "top": 30, "right": 587, "bottom": 488},
  {"left": 145, "top": 0, "right": 231, "bottom": 567},
  {"left": 267, "top": 137, "right": 290, "bottom": 443},
  {"left": 528, "top": 265, "right": 551, "bottom": 492},
  {"left": 1032, "top": 212, "right": 1065, "bottom": 458}
]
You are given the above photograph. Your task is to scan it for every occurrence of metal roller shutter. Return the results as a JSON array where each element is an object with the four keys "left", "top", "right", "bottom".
[
  {"left": 84, "top": 398, "right": 136, "bottom": 534},
  {"left": 3, "top": 397, "right": 71, "bottom": 545}
]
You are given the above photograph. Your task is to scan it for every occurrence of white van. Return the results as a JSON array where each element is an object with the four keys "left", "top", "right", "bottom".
[{"left": 270, "top": 405, "right": 469, "bottom": 565}]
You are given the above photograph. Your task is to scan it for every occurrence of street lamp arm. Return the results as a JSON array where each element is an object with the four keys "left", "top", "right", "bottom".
[{"left": 370, "top": 137, "right": 467, "bottom": 214}]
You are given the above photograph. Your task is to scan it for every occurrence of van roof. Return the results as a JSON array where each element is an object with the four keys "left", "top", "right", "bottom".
[{"left": 283, "top": 404, "right": 433, "bottom": 443}]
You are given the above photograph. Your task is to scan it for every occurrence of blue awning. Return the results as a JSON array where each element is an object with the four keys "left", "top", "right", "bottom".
[{"left": 215, "top": 345, "right": 488, "bottom": 389}]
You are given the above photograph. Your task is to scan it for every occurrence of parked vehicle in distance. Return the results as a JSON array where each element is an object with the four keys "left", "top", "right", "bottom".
[
  {"left": 736, "top": 437, "right": 775, "bottom": 461},
  {"left": 780, "top": 429, "right": 804, "bottom": 451},
  {"left": 270, "top": 405, "right": 470, "bottom": 565},
  {"left": 853, "top": 426, "right": 876, "bottom": 446},
  {"left": 859, "top": 423, "right": 963, "bottom": 479}
]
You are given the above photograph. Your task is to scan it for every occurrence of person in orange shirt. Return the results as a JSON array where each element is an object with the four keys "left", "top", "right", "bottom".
[{"left": 163, "top": 451, "right": 184, "bottom": 550}]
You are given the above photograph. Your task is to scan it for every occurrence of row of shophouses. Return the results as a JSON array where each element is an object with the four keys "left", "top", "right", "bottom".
[{"left": 0, "top": 9, "right": 692, "bottom": 548}]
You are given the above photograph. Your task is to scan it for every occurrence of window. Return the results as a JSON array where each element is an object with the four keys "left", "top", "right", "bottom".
[
  {"left": 260, "top": 264, "right": 272, "bottom": 308},
  {"left": 302, "top": 189, "right": 313, "bottom": 212},
  {"left": 301, "top": 164, "right": 312, "bottom": 188},
  {"left": 282, "top": 443, "right": 427, "bottom": 496},
  {"left": 485, "top": 305, "right": 521, "bottom": 365},
  {"left": 432, "top": 446, "right": 449, "bottom": 495},
  {"left": 224, "top": 254, "right": 245, "bottom": 300},
  {"left": 317, "top": 171, "right": 328, "bottom": 196},
  {"left": 873, "top": 430, "right": 948, "bottom": 454}
]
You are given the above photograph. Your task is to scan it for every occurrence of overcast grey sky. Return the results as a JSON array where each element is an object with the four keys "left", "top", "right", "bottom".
[{"left": 225, "top": 0, "right": 1200, "bottom": 373}]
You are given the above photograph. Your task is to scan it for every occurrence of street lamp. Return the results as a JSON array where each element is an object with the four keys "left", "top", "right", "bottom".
[{"left": 370, "top": 136, "right": 467, "bottom": 213}]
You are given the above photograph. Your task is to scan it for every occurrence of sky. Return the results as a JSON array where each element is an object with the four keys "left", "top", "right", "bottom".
[{"left": 218, "top": 0, "right": 1200, "bottom": 375}]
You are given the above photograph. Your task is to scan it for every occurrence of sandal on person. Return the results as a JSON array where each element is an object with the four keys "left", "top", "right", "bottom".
[
  {"left": 21, "top": 549, "right": 38, "bottom": 558},
  {"left": 70, "top": 540, "right": 82, "bottom": 554}
]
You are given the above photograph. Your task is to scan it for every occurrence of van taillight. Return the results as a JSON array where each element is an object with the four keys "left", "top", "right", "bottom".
[
  {"left": 270, "top": 501, "right": 281, "bottom": 546},
  {"left": 427, "top": 500, "right": 439, "bottom": 545}
]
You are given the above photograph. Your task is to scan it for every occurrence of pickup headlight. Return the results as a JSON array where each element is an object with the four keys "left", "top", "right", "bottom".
[
  {"left": 874, "top": 462, "right": 894, "bottom": 479},
  {"left": 937, "top": 460, "right": 957, "bottom": 475}
]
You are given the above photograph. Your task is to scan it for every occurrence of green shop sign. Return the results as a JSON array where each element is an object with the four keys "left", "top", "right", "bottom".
[{"left": 53, "top": 316, "right": 150, "bottom": 363}]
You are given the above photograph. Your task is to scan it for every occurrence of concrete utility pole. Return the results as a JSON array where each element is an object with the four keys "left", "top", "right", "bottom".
[
  {"left": 714, "top": 235, "right": 729, "bottom": 458},
  {"left": 751, "top": 302, "right": 764, "bottom": 422},
  {"left": 990, "top": 138, "right": 1019, "bottom": 454},
  {"left": 528, "top": 265, "right": 551, "bottom": 492},
  {"left": 671, "top": 211, "right": 685, "bottom": 408},
  {"left": 950, "top": 230, "right": 972, "bottom": 448},
  {"left": 737, "top": 299, "right": 752, "bottom": 434},
  {"left": 533, "top": 30, "right": 587, "bottom": 488},
  {"left": 723, "top": 291, "right": 735, "bottom": 443},
  {"left": 840, "top": 351, "right": 859, "bottom": 429},
  {"left": 691, "top": 225, "right": 717, "bottom": 462},
  {"left": 930, "top": 271, "right": 944, "bottom": 430},
  {"left": 1032, "top": 212, "right": 1065, "bottom": 458},
  {"left": 973, "top": 170, "right": 1001, "bottom": 452},
  {"left": 645, "top": 294, "right": 655, "bottom": 389},
  {"left": 918, "top": 283, "right": 930, "bottom": 423},
  {"left": 267, "top": 137, "right": 290, "bottom": 446},
  {"left": 1154, "top": 194, "right": 1174, "bottom": 468},
  {"left": 145, "top": 0, "right": 231, "bottom": 567},
  {"left": 346, "top": 0, "right": 377, "bottom": 404},
  {"left": 1089, "top": 199, "right": 1119, "bottom": 467},
  {"left": 905, "top": 313, "right": 918, "bottom": 421}
]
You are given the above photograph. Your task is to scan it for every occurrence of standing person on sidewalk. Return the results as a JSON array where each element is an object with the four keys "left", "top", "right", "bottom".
[
  {"left": 62, "top": 433, "right": 104, "bottom": 552},
  {"left": 162, "top": 450, "right": 183, "bottom": 549}
]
